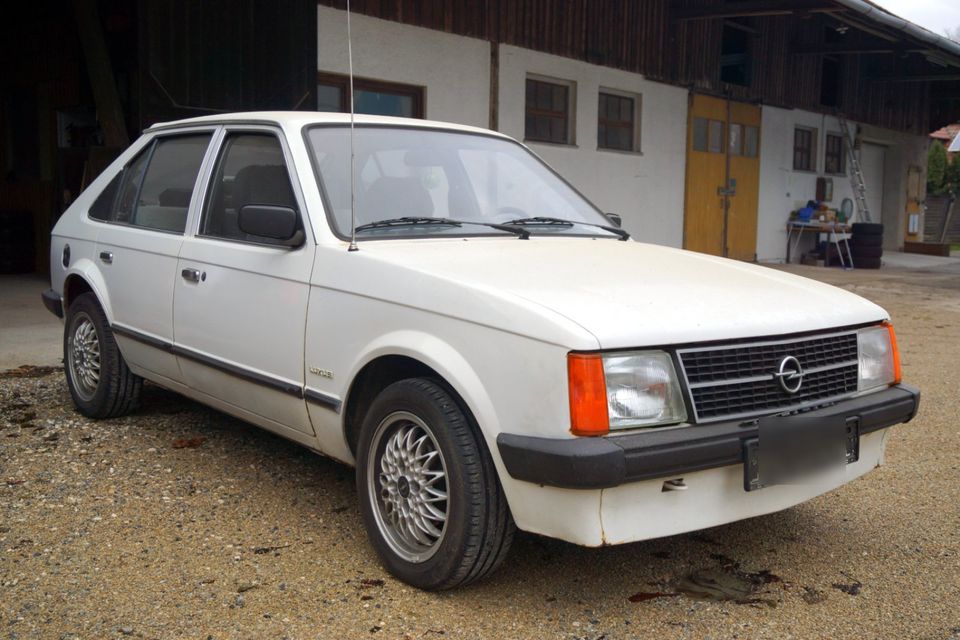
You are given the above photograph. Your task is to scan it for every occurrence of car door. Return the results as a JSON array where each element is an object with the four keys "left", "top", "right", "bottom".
[
  {"left": 93, "top": 131, "right": 215, "bottom": 382},
  {"left": 173, "top": 127, "right": 316, "bottom": 436}
]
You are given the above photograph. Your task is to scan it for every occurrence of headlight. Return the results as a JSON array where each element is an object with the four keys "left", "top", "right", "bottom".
[
  {"left": 568, "top": 351, "right": 687, "bottom": 436},
  {"left": 603, "top": 352, "right": 687, "bottom": 429},
  {"left": 857, "top": 323, "right": 901, "bottom": 392}
]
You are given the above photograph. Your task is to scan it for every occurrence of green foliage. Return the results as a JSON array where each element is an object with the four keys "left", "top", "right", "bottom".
[
  {"left": 928, "top": 141, "right": 947, "bottom": 195},
  {"left": 945, "top": 156, "right": 960, "bottom": 196}
]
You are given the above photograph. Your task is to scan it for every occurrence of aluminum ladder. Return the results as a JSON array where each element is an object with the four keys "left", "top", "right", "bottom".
[{"left": 838, "top": 115, "right": 872, "bottom": 223}]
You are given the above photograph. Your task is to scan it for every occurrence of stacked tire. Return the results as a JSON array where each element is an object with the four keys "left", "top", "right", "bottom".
[{"left": 850, "top": 222, "right": 883, "bottom": 269}]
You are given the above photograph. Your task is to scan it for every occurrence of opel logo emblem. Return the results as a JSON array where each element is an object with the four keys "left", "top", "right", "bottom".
[{"left": 774, "top": 355, "right": 804, "bottom": 394}]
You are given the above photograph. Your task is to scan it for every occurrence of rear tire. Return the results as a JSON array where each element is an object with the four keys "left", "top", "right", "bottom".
[
  {"left": 64, "top": 292, "right": 142, "bottom": 418},
  {"left": 356, "top": 378, "right": 514, "bottom": 590}
]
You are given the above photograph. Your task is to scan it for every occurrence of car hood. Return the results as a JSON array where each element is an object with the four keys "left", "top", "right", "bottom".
[{"left": 339, "top": 238, "right": 888, "bottom": 349}]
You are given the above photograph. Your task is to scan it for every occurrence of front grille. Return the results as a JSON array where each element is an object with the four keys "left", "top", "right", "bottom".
[{"left": 678, "top": 331, "right": 859, "bottom": 422}]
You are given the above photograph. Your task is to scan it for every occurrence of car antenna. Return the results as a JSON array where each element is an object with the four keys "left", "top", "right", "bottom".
[{"left": 346, "top": 0, "right": 359, "bottom": 252}]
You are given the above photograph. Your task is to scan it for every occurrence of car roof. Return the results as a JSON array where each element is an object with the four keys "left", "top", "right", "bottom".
[{"left": 144, "top": 111, "right": 512, "bottom": 140}]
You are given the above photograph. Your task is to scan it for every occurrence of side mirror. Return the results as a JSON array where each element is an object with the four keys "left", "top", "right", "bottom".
[
  {"left": 238, "top": 205, "right": 304, "bottom": 247},
  {"left": 605, "top": 212, "right": 622, "bottom": 228}
]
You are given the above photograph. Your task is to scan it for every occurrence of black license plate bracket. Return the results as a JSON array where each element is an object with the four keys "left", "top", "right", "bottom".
[{"left": 744, "top": 415, "right": 860, "bottom": 492}]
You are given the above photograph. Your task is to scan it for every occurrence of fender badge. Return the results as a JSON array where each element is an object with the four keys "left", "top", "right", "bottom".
[{"left": 309, "top": 367, "right": 334, "bottom": 380}]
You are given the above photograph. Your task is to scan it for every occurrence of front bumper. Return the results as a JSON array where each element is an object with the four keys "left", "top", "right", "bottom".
[{"left": 497, "top": 383, "right": 920, "bottom": 490}]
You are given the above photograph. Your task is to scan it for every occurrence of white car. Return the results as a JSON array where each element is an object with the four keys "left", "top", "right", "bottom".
[{"left": 43, "top": 112, "right": 919, "bottom": 590}]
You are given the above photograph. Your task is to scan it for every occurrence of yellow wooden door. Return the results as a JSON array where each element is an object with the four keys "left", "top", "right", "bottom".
[
  {"left": 683, "top": 94, "right": 761, "bottom": 261},
  {"left": 683, "top": 94, "right": 727, "bottom": 256},
  {"left": 727, "top": 101, "right": 761, "bottom": 261}
]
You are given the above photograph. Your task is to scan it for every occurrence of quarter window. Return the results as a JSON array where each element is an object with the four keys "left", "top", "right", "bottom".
[
  {"left": 201, "top": 133, "right": 301, "bottom": 245},
  {"left": 90, "top": 134, "right": 211, "bottom": 233},
  {"left": 89, "top": 174, "right": 121, "bottom": 221},
  {"left": 825, "top": 133, "right": 846, "bottom": 175},
  {"left": 525, "top": 77, "right": 574, "bottom": 145},
  {"left": 793, "top": 127, "right": 817, "bottom": 171},
  {"left": 114, "top": 148, "right": 151, "bottom": 224}
]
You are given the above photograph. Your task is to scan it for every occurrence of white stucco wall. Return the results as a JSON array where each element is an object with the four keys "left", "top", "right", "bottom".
[
  {"left": 317, "top": 6, "right": 927, "bottom": 260},
  {"left": 497, "top": 45, "right": 689, "bottom": 247},
  {"left": 316, "top": 5, "right": 490, "bottom": 128},
  {"left": 756, "top": 106, "right": 927, "bottom": 262}
]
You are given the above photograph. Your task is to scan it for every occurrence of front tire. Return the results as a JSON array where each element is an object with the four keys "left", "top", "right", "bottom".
[
  {"left": 64, "top": 292, "right": 142, "bottom": 418},
  {"left": 356, "top": 378, "right": 514, "bottom": 590}
]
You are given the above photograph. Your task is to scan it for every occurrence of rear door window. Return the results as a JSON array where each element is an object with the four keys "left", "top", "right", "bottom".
[
  {"left": 90, "top": 133, "right": 212, "bottom": 233},
  {"left": 133, "top": 135, "right": 211, "bottom": 232}
]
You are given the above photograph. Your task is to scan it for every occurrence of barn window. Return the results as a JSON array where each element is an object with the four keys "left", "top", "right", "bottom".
[
  {"left": 825, "top": 133, "right": 846, "bottom": 175},
  {"left": 820, "top": 57, "right": 842, "bottom": 108},
  {"left": 692, "top": 118, "right": 725, "bottom": 154},
  {"left": 316, "top": 73, "right": 424, "bottom": 119},
  {"left": 793, "top": 127, "right": 817, "bottom": 172},
  {"left": 744, "top": 126, "right": 759, "bottom": 158},
  {"left": 525, "top": 77, "right": 575, "bottom": 145},
  {"left": 720, "top": 21, "right": 753, "bottom": 87},
  {"left": 598, "top": 91, "right": 640, "bottom": 152}
]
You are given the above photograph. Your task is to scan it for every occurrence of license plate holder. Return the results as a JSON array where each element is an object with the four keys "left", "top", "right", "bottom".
[{"left": 744, "top": 415, "right": 860, "bottom": 492}]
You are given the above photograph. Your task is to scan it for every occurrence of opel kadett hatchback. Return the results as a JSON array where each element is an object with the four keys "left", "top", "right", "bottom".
[{"left": 43, "top": 112, "right": 919, "bottom": 589}]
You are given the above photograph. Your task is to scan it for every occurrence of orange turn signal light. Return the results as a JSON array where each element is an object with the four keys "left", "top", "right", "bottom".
[
  {"left": 883, "top": 321, "right": 902, "bottom": 384},
  {"left": 568, "top": 353, "right": 609, "bottom": 436}
]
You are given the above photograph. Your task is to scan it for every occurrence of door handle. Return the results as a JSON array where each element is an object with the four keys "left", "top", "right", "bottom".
[
  {"left": 181, "top": 268, "right": 201, "bottom": 283},
  {"left": 99, "top": 251, "right": 113, "bottom": 264}
]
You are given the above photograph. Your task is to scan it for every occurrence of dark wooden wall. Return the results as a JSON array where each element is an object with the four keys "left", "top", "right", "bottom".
[
  {"left": 318, "top": 0, "right": 943, "bottom": 134},
  {"left": 139, "top": 0, "right": 318, "bottom": 128}
]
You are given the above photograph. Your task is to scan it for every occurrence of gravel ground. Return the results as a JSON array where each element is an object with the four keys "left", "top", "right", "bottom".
[{"left": 2, "top": 265, "right": 959, "bottom": 640}]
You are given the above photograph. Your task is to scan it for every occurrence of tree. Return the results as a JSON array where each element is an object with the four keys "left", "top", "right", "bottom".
[
  {"left": 945, "top": 156, "right": 960, "bottom": 196},
  {"left": 928, "top": 140, "right": 948, "bottom": 195},
  {"left": 945, "top": 25, "right": 960, "bottom": 43}
]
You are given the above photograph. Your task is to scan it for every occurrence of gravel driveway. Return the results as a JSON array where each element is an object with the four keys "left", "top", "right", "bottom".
[{"left": 2, "top": 264, "right": 958, "bottom": 639}]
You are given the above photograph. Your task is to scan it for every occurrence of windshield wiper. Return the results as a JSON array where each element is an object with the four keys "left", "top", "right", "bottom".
[
  {"left": 354, "top": 216, "right": 529, "bottom": 239},
  {"left": 504, "top": 216, "right": 630, "bottom": 241}
]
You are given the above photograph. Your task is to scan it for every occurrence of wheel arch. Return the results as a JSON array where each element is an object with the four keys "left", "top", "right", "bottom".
[
  {"left": 341, "top": 333, "right": 500, "bottom": 460},
  {"left": 62, "top": 263, "right": 113, "bottom": 323}
]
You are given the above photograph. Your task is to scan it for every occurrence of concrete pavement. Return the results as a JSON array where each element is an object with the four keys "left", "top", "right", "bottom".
[{"left": 0, "top": 274, "right": 63, "bottom": 370}]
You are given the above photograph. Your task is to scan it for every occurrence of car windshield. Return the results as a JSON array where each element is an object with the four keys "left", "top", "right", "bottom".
[{"left": 305, "top": 125, "right": 615, "bottom": 239}]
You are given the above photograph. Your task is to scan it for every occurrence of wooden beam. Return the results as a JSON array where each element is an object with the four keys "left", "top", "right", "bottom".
[
  {"left": 72, "top": 0, "right": 128, "bottom": 148},
  {"left": 830, "top": 14, "right": 900, "bottom": 42},
  {"left": 489, "top": 41, "right": 499, "bottom": 131},
  {"left": 671, "top": 1, "right": 841, "bottom": 22},
  {"left": 723, "top": 19, "right": 760, "bottom": 35},
  {"left": 789, "top": 43, "right": 920, "bottom": 55},
  {"left": 870, "top": 73, "right": 960, "bottom": 83}
]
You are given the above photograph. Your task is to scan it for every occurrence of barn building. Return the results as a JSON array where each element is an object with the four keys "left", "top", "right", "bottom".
[{"left": 3, "top": 0, "right": 959, "bottom": 273}]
